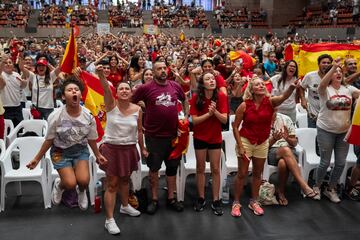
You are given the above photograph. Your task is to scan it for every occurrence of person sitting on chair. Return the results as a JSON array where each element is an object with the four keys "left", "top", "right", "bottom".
[{"left": 268, "top": 111, "right": 318, "bottom": 205}]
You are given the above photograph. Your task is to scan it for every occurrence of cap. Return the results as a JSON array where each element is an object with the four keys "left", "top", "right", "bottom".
[{"left": 36, "top": 59, "right": 48, "bottom": 66}]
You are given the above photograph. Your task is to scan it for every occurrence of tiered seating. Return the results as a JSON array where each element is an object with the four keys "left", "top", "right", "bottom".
[
  {"left": 0, "top": 2, "right": 30, "bottom": 27},
  {"left": 152, "top": 5, "right": 208, "bottom": 28},
  {"left": 38, "top": 4, "right": 98, "bottom": 27},
  {"left": 286, "top": 5, "right": 356, "bottom": 28},
  {"left": 214, "top": 6, "right": 268, "bottom": 29},
  {"left": 109, "top": 3, "right": 143, "bottom": 28}
]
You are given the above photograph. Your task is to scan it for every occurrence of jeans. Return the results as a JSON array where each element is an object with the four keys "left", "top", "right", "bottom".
[
  {"left": 315, "top": 127, "right": 349, "bottom": 188},
  {"left": 307, "top": 115, "right": 317, "bottom": 128}
]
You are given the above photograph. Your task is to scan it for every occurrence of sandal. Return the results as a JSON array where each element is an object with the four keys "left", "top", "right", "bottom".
[
  {"left": 302, "top": 190, "right": 320, "bottom": 200},
  {"left": 276, "top": 193, "right": 288, "bottom": 206}
]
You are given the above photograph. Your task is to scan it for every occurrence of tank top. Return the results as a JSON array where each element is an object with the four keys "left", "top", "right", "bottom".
[
  {"left": 103, "top": 106, "right": 139, "bottom": 145},
  {"left": 239, "top": 96, "right": 274, "bottom": 145}
]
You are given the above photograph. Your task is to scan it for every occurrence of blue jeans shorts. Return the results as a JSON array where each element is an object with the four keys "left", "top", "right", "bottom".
[{"left": 50, "top": 144, "right": 90, "bottom": 170}]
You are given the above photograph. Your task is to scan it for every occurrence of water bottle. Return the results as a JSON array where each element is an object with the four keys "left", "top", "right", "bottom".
[
  {"left": 222, "top": 176, "right": 230, "bottom": 204},
  {"left": 94, "top": 181, "right": 102, "bottom": 213}
]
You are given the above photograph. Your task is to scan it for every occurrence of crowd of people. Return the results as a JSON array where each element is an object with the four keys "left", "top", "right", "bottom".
[
  {"left": 0, "top": 0, "right": 31, "bottom": 27},
  {"left": 0, "top": 29, "right": 359, "bottom": 235},
  {"left": 109, "top": 3, "right": 143, "bottom": 28}
]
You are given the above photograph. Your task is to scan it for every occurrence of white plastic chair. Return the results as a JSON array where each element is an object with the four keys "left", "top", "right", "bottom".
[
  {"left": 25, "top": 101, "right": 32, "bottom": 109},
  {"left": 55, "top": 100, "right": 64, "bottom": 108},
  {"left": 296, "top": 103, "right": 307, "bottom": 114},
  {"left": 4, "top": 120, "right": 14, "bottom": 147},
  {"left": 176, "top": 132, "right": 226, "bottom": 202},
  {"left": 339, "top": 144, "right": 358, "bottom": 185},
  {"left": 22, "top": 108, "right": 33, "bottom": 120},
  {"left": 0, "top": 137, "right": 50, "bottom": 211},
  {"left": 296, "top": 113, "right": 308, "bottom": 128},
  {"left": 6, "top": 119, "right": 48, "bottom": 147},
  {"left": 228, "top": 115, "right": 236, "bottom": 131}
]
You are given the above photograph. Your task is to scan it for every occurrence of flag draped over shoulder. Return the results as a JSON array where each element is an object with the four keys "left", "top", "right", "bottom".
[
  {"left": 61, "top": 28, "right": 78, "bottom": 74},
  {"left": 345, "top": 99, "right": 360, "bottom": 146},
  {"left": 284, "top": 43, "right": 360, "bottom": 77}
]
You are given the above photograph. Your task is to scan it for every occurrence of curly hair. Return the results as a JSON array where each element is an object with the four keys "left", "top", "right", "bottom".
[{"left": 243, "top": 77, "right": 270, "bottom": 101}]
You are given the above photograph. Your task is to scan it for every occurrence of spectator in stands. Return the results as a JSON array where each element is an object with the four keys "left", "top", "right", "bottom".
[
  {"left": 270, "top": 60, "right": 298, "bottom": 123},
  {"left": 190, "top": 72, "right": 228, "bottom": 215},
  {"left": 231, "top": 76, "right": 299, "bottom": 217},
  {"left": 313, "top": 58, "right": 360, "bottom": 203},
  {"left": 107, "top": 54, "right": 128, "bottom": 88},
  {"left": 268, "top": 111, "right": 319, "bottom": 206},
  {"left": 27, "top": 77, "right": 107, "bottom": 211},
  {"left": 0, "top": 56, "right": 26, "bottom": 126},
  {"left": 300, "top": 54, "right": 333, "bottom": 128},
  {"left": 141, "top": 68, "right": 153, "bottom": 85},
  {"left": 93, "top": 65, "right": 144, "bottom": 235}
]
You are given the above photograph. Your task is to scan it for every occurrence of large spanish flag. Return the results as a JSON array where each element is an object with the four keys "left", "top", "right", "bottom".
[
  {"left": 60, "top": 28, "right": 78, "bottom": 74},
  {"left": 284, "top": 43, "right": 360, "bottom": 77},
  {"left": 345, "top": 99, "right": 360, "bottom": 146}
]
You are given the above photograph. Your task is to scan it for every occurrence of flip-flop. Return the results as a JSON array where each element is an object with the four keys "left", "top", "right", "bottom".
[
  {"left": 276, "top": 193, "right": 288, "bottom": 206},
  {"left": 303, "top": 190, "right": 318, "bottom": 199}
]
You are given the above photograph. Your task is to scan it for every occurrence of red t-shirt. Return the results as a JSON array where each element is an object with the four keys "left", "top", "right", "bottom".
[
  {"left": 107, "top": 69, "right": 125, "bottom": 88},
  {"left": 190, "top": 91, "right": 228, "bottom": 144},
  {"left": 181, "top": 75, "right": 190, "bottom": 93},
  {"left": 239, "top": 96, "right": 274, "bottom": 145},
  {"left": 215, "top": 74, "right": 227, "bottom": 89},
  {"left": 132, "top": 80, "right": 185, "bottom": 138}
]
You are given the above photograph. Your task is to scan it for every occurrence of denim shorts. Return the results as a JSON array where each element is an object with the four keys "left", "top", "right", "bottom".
[{"left": 50, "top": 144, "right": 90, "bottom": 170}]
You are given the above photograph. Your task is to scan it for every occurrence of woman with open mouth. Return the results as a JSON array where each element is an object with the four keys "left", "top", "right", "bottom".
[
  {"left": 95, "top": 64, "right": 147, "bottom": 235},
  {"left": 27, "top": 77, "right": 107, "bottom": 212},
  {"left": 270, "top": 60, "right": 299, "bottom": 123}
]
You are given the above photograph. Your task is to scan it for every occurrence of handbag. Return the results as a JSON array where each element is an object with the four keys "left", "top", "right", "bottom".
[
  {"left": 258, "top": 181, "right": 279, "bottom": 205},
  {"left": 30, "top": 75, "right": 41, "bottom": 119}
]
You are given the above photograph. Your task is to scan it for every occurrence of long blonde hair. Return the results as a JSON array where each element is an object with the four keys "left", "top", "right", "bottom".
[{"left": 243, "top": 77, "right": 270, "bottom": 101}]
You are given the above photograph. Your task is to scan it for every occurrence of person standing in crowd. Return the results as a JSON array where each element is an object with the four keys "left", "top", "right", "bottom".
[
  {"left": 270, "top": 60, "right": 298, "bottom": 123},
  {"left": 264, "top": 52, "right": 277, "bottom": 78},
  {"left": 0, "top": 57, "right": 26, "bottom": 126},
  {"left": 268, "top": 111, "right": 319, "bottom": 205},
  {"left": 190, "top": 72, "right": 228, "bottom": 215},
  {"left": 313, "top": 58, "right": 360, "bottom": 203},
  {"left": 299, "top": 54, "right": 333, "bottom": 128},
  {"left": 344, "top": 58, "right": 360, "bottom": 88},
  {"left": 132, "top": 61, "right": 188, "bottom": 214},
  {"left": 27, "top": 77, "right": 107, "bottom": 211},
  {"left": 20, "top": 57, "right": 61, "bottom": 120},
  {"left": 93, "top": 65, "right": 145, "bottom": 235},
  {"left": 231, "top": 76, "right": 299, "bottom": 217}
]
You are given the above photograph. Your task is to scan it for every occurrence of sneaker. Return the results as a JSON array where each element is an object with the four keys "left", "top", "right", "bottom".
[
  {"left": 146, "top": 200, "right": 159, "bottom": 215},
  {"left": 193, "top": 198, "right": 206, "bottom": 212},
  {"left": 120, "top": 204, "right": 141, "bottom": 217},
  {"left": 52, "top": 178, "right": 64, "bottom": 205},
  {"left": 211, "top": 200, "right": 223, "bottom": 216},
  {"left": 323, "top": 188, "right": 341, "bottom": 203},
  {"left": 231, "top": 203, "right": 241, "bottom": 217},
  {"left": 312, "top": 186, "right": 321, "bottom": 200},
  {"left": 105, "top": 218, "right": 120, "bottom": 235},
  {"left": 346, "top": 188, "right": 360, "bottom": 201},
  {"left": 76, "top": 185, "right": 89, "bottom": 210},
  {"left": 167, "top": 198, "right": 184, "bottom": 212},
  {"left": 248, "top": 200, "right": 264, "bottom": 216}
]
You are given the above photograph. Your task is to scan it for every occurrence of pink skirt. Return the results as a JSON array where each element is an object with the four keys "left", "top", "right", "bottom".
[{"left": 99, "top": 143, "right": 139, "bottom": 177}]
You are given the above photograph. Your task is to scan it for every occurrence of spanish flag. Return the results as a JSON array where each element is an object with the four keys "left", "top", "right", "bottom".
[
  {"left": 284, "top": 43, "right": 360, "bottom": 77},
  {"left": 61, "top": 28, "right": 78, "bottom": 74},
  {"left": 179, "top": 31, "right": 185, "bottom": 42},
  {"left": 345, "top": 99, "right": 360, "bottom": 146}
]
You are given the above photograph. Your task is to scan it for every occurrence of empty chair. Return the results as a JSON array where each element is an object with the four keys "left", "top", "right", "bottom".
[
  {"left": 296, "top": 113, "right": 308, "bottom": 128},
  {"left": 6, "top": 119, "right": 48, "bottom": 147},
  {"left": 0, "top": 137, "right": 50, "bottom": 211}
]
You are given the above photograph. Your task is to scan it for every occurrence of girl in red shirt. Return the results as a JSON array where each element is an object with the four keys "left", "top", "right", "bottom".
[
  {"left": 190, "top": 72, "right": 228, "bottom": 216},
  {"left": 231, "top": 77, "right": 298, "bottom": 217}
]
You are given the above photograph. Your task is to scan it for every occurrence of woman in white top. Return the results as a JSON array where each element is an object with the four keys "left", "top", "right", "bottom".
[
  {"left": 271, "top": 60, "right": 298, "bottom": 123},
  {"left": 314, "top": 58, "right": 360, "bottom": 203},
  {"left": 20, "top": 57, "right": 61, "bottom": 120},
  {"left": 94, "top": 65, "right": 147, "bottom": 235},
  {"left": 0, "top": 57, "right": 27, "bottom": 126}
]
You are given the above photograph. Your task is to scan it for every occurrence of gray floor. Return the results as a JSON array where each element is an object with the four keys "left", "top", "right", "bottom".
[{"left": 0, "top": 175, "right": 359, "bottom": 240}]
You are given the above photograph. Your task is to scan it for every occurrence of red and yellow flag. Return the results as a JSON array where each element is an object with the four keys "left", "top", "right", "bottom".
[
  {"left": 179, "top": 31, "right": 185, "bottom": 42},
  {"left": 285, "top": 43, "right": 360, "bottom": 77},
  {"left": 61, "top": 28, "right": 78, "bottom": 74},
  {"left": 345, "top": 99, "right": 360, "bottom": 146}
]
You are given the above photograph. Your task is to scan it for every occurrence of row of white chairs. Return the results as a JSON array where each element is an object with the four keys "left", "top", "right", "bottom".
[{"left": 22, "top": 100, "right": 64, "bottom": 120}]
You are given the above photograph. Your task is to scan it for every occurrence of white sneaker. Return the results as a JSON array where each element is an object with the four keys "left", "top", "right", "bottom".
[
  {"left": 105, "top": 218, "right": 120, "bottom": 235},
  {"left": 76, "top": 186, "right": 89, "bottom": 210},
  {"left": 312, "top": 186, "right": 321, "bottom": 200},
  {"left": 52, "top": 178, "right": 64, "bottom": 205},
  {"left": 323, "top": 188, "right": 341, "bottom": 203},
  {"left": 120, "top": 204, "right": 141, "bottom": 217}
]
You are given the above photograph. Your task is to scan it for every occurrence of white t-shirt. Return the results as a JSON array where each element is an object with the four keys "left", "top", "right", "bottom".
[
  {"left": 301, "top": 71, "right": 321, "bottom": 117},
  {"left": 29, "top": 71, "right": 57, "bottom": 109},
  {"left": 46, "top": 106, "right": 98, "bottom": 149},
  {"left": 262, "top": 42, "right": 272, "bottom": 63},
  {"left": 317, "top": 85, "right": 357, "bottom": 133},
  {"left": 0, "top": 71, "right": 23, "bottom": 107},
  {"left": 271, "top": 113, "right": 296, "bottom": 148},
  {"left": 271, "top": 74, "right": 297, "bottom": 111}
]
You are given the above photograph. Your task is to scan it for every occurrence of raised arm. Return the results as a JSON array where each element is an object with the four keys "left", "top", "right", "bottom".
[
  {"left": 270, "top": 80, "right": 298, "bottom": 108},
  {"left": 318, "top": 58, "right": 341, "bottom": 95},
  {"left": 95, "top": 65, "right": 116, "bottom": 112}
]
